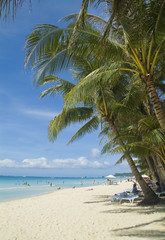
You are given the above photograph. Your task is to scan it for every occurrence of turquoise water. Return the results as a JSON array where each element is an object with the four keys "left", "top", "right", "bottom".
[
  {"left": 0, "top": 175, "right": 125, "bottom": 202},
  {"left": 0, "top": 176, "right": 103, "bottom": 202}
]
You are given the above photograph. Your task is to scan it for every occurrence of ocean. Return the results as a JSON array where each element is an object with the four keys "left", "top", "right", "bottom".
[{"left": 0, "top": 175, "right": 126, "bottom": 202}]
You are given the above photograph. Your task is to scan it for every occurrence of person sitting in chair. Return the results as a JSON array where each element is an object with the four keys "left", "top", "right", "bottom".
[
  {"left": 132, "top": 183, "right": 139, "bottom": 194},
  {"left": 154, "top": 182, "right": 161, "bottom": 193}
]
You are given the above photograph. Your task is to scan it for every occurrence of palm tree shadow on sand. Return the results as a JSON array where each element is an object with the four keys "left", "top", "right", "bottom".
[
  {"left": 84, "top": 194, "right": 165, "bottom": 239},
  {"left": 111, "top": 217, "right": 165, "bottom": 240}
]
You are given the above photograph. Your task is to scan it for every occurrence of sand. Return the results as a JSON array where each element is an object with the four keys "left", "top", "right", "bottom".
[{"left": 0, "top": 181, "right": 165, "bottom": 240}]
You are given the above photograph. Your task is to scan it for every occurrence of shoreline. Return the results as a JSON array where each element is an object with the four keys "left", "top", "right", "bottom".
[
  {"left": 0, "top": 181, "right": 165, "bottom": 240},
  {"left": 0, "top": 176, "right": 110, "bottom": 203}
]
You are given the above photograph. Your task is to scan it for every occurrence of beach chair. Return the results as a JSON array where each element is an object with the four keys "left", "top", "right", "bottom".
[
  {"left": 110, "top": 193, "right": 121, "bottom": 202},
  {"left": 156, "top": 191, "right": 165, "bottom": 197},
  {"left": 109, "top": 192, "right": 139, "bottom": 204},
  {"left": 119, "top": 193, "right": 139, "bottom": 203},
  {"left": 112, "top": 181, "right": 118, "bottom": 185}
]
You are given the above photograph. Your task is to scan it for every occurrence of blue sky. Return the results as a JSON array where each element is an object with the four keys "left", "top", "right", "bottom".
[{"left": 0, "top": 0, "right": 130, "bottom": 177}]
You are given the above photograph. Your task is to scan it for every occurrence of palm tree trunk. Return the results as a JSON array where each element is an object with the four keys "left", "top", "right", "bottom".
[
  {"left": 152, "top": 154, "right": 165, "bottom": 191},
  {"left": 107, "top": 117, "right": 159, "bottom": 203},
  {"left": 145, "top": 75, "right": 165, "bottom": 131},
  {"left": 145, "top": 156, "right": 158, "bottom": 181}
]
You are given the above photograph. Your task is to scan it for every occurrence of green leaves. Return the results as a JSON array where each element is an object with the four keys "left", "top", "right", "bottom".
[
  {"left": 68, "top": 116, "right": 99, "bottom": 144},
  {"left": 48, "top": 107, "right": 94, "bottom": 141},
  {"left": 24, "top": 1, "right": 165, "bottom": 169},
  {"left": 65, "top": 64, "right": 123, "bottom": 107},
  {"left": 138, "top": 116, "right": 165, "bottom": 144},
  {"left": 25, "top": 24, "right": 73, "bottom": 83},
  {"left": 39, "top": 75, "right": 75, "bottom": 98},
  {"left": 151, "top": 0, "right": 165, "bottom": 44},
  {"left": 0, "top": 0, "right": 32, "bottom": 20}
]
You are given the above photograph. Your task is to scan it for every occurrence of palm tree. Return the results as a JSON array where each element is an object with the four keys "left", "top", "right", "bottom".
[
  {"left": 107, "top": 112, "right": 165, "bottom": 190},
  {"left": 28, "top": 1, "right": 165, "bottom": 130},
  {"left": 97, "top": 73, "right": 165, "bottom": 189},
  {"left": 37, "top": 59, "right": 160, "bottom": 204},
  {"left": 63, "top": 63, "right": 161, "bottom": 204},
  {"left": 117, "top": 0, "right": 165, "bottom": 131},
  {"left": 66, "top": 0, "right": 165, "bottom": 130},
  {"left": 65, "top": 1, "right": 165, "bottom": 191},
  {"left": 24, "top": 2, "right": 165, "bottom": 204}
]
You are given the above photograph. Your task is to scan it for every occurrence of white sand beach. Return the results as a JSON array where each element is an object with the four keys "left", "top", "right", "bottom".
[{"left": 0, "top": 181, "right": 165, "bottom": 240}]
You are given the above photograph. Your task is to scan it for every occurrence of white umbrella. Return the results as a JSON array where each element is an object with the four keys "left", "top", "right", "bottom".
[{"left": 106, "top": 175, "right": 116, "bottom": 178}]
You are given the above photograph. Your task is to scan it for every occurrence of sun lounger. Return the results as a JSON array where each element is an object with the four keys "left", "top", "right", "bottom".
[
  {"left": 112, "top": 181, "right": 118, "bottom": 185},
  {"left": 119, "top": 194, "right": 139, "bottom": 203},
  {"left": 156, "top": 191, "right": 165, "bottom": 197},
  {"left": 109, "top": 192, "right": 139, "bottom": 204},
  {"left": 110, "top": 194, "right": 121, "bottom": 202}
]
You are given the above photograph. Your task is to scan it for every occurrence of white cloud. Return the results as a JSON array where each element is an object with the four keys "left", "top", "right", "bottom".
[
  {"left": 52, "top": 157, "right": 98, "bottom": 168},
  {"left": 0, "top": 157, "right": 110, "bottom": 169},
  {"left": 52, "top": 157, "right": 88, "bottom": 168},
  {"left": 19, "top": 108, "right": 58, "bottom": 119},
  {"left": 22, "top": 157, "right": 51, "bottom": 168},
  {"left": 91, "top": 148, "right": 101, "bottom": 158},
  {"left": 0, "top": 159, "right": 19, "bottom": 168},
  {"left": 103, "top": 161, "right": 111, "bottom": 166}
]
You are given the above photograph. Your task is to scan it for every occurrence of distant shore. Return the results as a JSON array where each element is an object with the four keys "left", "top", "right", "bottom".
[{"left": 0, "top": 181, "right": 165, "bottom": 240}]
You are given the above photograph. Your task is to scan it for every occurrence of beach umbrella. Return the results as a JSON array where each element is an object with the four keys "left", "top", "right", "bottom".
[{"left": 106, "top": 175, "right": 116, "bottom": 178}]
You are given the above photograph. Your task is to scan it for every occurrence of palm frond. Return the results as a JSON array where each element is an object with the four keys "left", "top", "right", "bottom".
[
  {"left": 48, "top": 107, "right": 94, "bottom": 141},
  {"left": 39, "top": 75, "right": 75, "bottom": 98},
  {"left": 101, "top": 140, "right": 115, "bottom": 154},
  {"left": 0, "top": 0, "right": 32, "bottom": 20},
  {"left": 110, "top": 142, "right": 149, "bottom": 157},
  {"left": 67, "top": 116, "right": 100, "bottom": 144},
  {"left": 152, "top": 0, "right": 165, "bottom": 44},
  {"left": 115, "top": 154, "right": 127, "bottom": 165},
  {"left": 34, "top": 49, "right": 72, "bottom": 84},
  {"left": 59, "top": 13, "right": 79, "bottom": 23},
  {"left": 25, "top": 24, "right": 72, "bottom": 68},
  {"left": 138, "top": 116, "right": 160, "bottom": 134},
  {"left": 101, "top": 0, "right": 124, "bottom": 43},
  {"left": 60, "top": 13, "right": 107, "bottom": 28},
  {"left": 68, "top": 0, "right": 90, "bottom": 49},
  {"left": 65, "top": 64, "right": 123, "bottom": 107}
]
